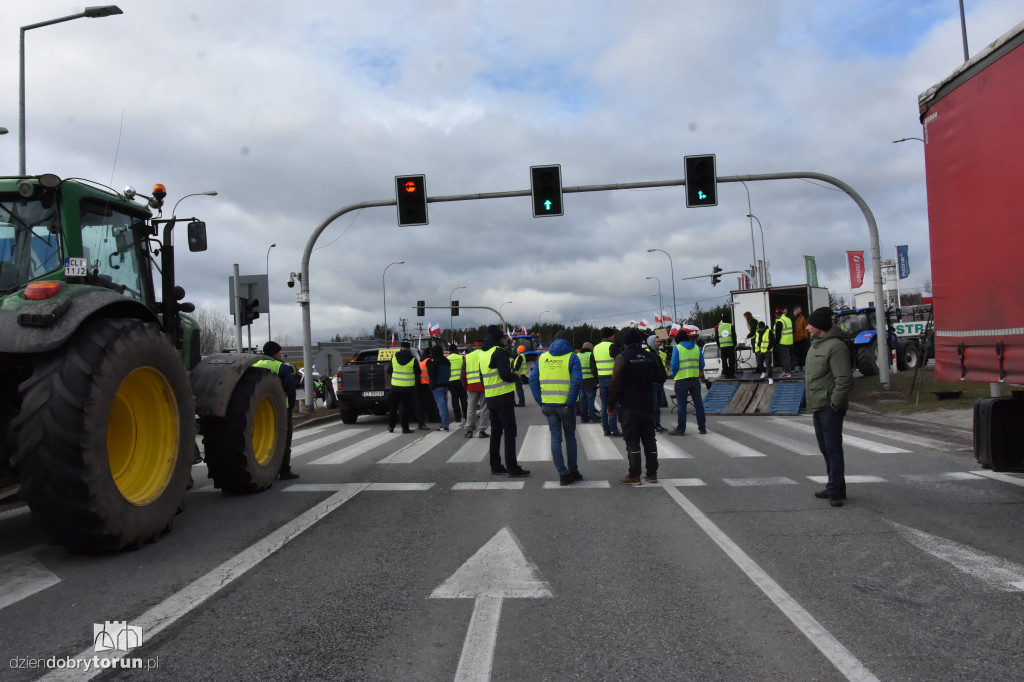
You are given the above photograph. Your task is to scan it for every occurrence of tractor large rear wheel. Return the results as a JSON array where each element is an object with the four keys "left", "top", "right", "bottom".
[
  {"left": 201, "top": 368, "right": 287, "bottom": 493},
  {"left": 857, "top": 339, "right": 879, "bottom": 376},
  {"left": 11, "top": 319, "right": 194, "bottom": 552}
]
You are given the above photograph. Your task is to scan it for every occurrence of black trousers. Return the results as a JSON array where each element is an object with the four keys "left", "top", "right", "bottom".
[
  {"left": 281, "top": 407, "right": 295, "bottom": 471},
  {"left": 448, "top": 381, "right": 468, "bottom": 420},
  {"left": 488, "top": 403, "right": 519, "bottom": 470},
  {"left": 619, "top": 408, "right": 658, "bottom": 477},
  {"left": 388, "top": 388, "right": 415, "bottom": 429},
  {"left": 720, "top": 345, "right": 736, "bottom": 378}
]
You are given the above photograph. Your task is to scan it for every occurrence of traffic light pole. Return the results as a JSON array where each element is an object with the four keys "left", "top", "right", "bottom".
[{"left": 297, "top": 171, "right": 888, "bottom": 411}]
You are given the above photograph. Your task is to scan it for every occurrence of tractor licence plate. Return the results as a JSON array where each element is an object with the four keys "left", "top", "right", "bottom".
[{"left": 363, "top": 391, "right": 385, "bottom": 398}]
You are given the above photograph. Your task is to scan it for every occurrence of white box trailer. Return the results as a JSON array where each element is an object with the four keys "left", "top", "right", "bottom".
[{"left": 730, "top": 285, "right": 831, "bottom": 336}]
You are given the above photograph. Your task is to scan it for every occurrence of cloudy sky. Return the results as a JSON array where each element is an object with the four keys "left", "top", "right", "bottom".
[{"left": 2, "top": 1, "right": 1020, "bottom": 345}]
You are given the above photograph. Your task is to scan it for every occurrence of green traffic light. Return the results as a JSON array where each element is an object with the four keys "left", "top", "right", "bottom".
[
  {"left": 544, "top": 199, "right": 552, "bottom": 211},
  {"left": 698, "top": 190, "right": 707, "bottom": 200}
]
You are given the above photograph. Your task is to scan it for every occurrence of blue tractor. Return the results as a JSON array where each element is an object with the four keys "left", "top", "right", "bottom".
[{"left": 833, "top": 308, "right": 900, "bottom": 376}]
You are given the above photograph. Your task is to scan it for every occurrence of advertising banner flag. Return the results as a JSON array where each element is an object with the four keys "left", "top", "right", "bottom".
[
  {"left": 804, "top": 255, "right": 819, "bottom": 287},
  {"left": 847, "top": 251, "right": 865, "bottom": 289},
  {"left": 896, "top": 245, "right": 910, "bottom": 279}
]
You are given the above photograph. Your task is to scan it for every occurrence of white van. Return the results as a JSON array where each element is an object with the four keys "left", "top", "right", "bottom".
[{"left": 700, "top": 341, "right": 756, "bottom": 379}]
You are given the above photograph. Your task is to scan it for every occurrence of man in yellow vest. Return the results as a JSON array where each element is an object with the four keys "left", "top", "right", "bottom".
[
  {"left": 480, "top": 325, "right": 529, "bottom": 476},
  {"left": 578, "top": 341, "right": 598, "bottom": 423},
  {"left": 529, "top": 331, "right": 583, "bottom": 485},
  {"left": 669, "top": 325, "right": 708, "bottom": 436},
  {"left": 512, "top": 344, "right": 528, "bottom": 407},
  {"left": 386, "top": 341, "right": 418, "bottom": 434},
  {"left": 463, "top": 342, "right": 490, "bottom": 439},
  {"left": 594, "top": 327, "right": 622, "bottom": 437},
  {"left": 446, "top": 344, "right": 467, "bottom": 422},
  {"left": 256, "top": 341, "right": 299, "bottom": 480},
  {"left": 716, "top": 313, "right": 737, "bottom": 379},
  {"left": 774, "top": 307, "right": 794, "bottom": 377},
  {"left": 753, "top": 321, "right": 775, "bottom": 379}
]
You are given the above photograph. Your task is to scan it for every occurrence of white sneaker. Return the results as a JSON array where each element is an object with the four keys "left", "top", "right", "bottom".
[{"left": 759, "top": 372, "right": 767, "bottom": 379}]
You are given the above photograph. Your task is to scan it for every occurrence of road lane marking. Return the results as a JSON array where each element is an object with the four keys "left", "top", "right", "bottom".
[
  {"left": 514, "top": 425, "right": 553, "bottom": 462},
  {"left": 0, "top": 504, "right": 31, "bottom": 522},
  {"left": 900, "top": 472, "right": 984, "bottom": 482},
  {"left": 807, "top": 475, "right": 887, "bottom": 484},
  {"left": 379, "top": 429, "right": 456, "bottom": 463},
  {"left": 700, "top": 431, "right": 765, "bottom": 457},
  {"left": 291, "top": 428, "right": 367, "bottom": 459},
  {"left": 658, "top": 478, "right": 706, "bottom": 486},
  {"left": 723, "top": 477, "right": 798, "bottom": 486},
  {"left": 662, "top": 485, "right": 879, "bottom": 682},
  {"left": 452, "top": 482, "right": 526, "bottom": 490},
  {"left": 430, "top": 527, "right": 551, "bottom": 682},
  {"left": 970, "top": 470, "right": 1024, "bottom": 487},
  {"left": 41, "top": 483, "right": 368, "bottom": 682},
  {"left": 310, "top": 431, "right": 400, "bottom": 465},
  {"left": 888, "top": 521, "right": 1024, "bottom": 592},
  {"left": 576, "top": 424, "right": 622, "bottom": 460},
  {"left": 0, "top": 545, "right": 61, "bottom": 612},
  {"left": 657, "top": 437, "right": 693, "bottom": 459},
  {"left": 716, "top": 419, "right": 818, "bottom": 455},
  {"left": 365, "top": 482, "right": 434, "bottom": 491},
  {"left": 541, "top": 480, "right": 611, "bottom": 489},
  {"left": 448, "top": 438, "right": 490, "bottom": 463},
  {"left": 842, "top": 422, "right": 951, "bottom": 451},
  {"left": 769, "top": 418, "right": 911, "bottom": 454}
]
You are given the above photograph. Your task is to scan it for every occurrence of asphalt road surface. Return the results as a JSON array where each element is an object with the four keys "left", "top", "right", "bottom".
[{"left": 2, "top": 399, "right": 1022, "bottom": 682}]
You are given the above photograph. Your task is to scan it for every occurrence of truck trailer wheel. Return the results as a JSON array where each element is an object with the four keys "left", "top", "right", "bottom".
[
  {"left": 201, "top": 368, "right": 287, "bottom": 493},
  {"left": 856, "top": 339, "right": 879, "bottom": 376},
  {"left": 11, "top": 319, "right": 194, "bottom": 552},
  {"left": 897, "top": 341, "right": 922, "bottom": 371}
]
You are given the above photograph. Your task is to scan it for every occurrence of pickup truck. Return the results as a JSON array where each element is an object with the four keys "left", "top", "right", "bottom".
[
  {"left": 337, "top": 348, "right": 418, "bottom": 424},
  {"left": 337, "top": 347, "right": 441, "bottom": 424}
]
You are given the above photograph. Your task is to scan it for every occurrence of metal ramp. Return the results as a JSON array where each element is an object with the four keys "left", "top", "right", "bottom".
[{"left": 702, "top": 379, "right": 805, "bottom": 415}]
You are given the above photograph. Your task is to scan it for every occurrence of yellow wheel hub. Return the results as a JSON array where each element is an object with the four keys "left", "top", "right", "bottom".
[
  {"left": 107, "top": 367, "right": 180, "bottom": 505},
  {"left": 252, "top": 396, "right": 278, "bottom": 466}
]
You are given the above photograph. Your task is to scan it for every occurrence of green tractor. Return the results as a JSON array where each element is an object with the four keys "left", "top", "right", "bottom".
[{"left": 1, "top": 174, "right": 289, "bottom": 552}]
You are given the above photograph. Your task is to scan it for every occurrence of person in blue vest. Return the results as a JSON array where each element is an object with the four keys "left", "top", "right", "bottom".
[
  {"left": 529, "top": 330, "right": 583, "bottom": 485},
  {"left": 258, "top": 341, "right": 299, "bottom": 480},
  {"left": 669, "top": 325, "right": 708, "bottom": 436}
]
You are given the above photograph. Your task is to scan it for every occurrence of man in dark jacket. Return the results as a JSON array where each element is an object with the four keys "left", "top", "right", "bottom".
[
  {"left": 426, "top": 344, "right": 452, "bottom": 431},
  {"left": 257, "top": 341, "right": 299, "bottom": 480},
  {"left": 480, "top": 325, "right": 529, "bottom": 477},
  {"left": 608, "top": 327, "right": 667, "bottom": 485},
  {"left": 804, "top": 308, "right": 853, "bottom": 507}
]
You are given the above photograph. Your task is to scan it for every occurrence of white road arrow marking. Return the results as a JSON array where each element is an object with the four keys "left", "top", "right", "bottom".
[
  {"left": 431, "top": 527, "right": 552, "bottom": 682},
  {"left": 889, "top": 521, "right": 1024, "bottom": 591},
  {"left": 0, "top": 545, "right": 61, "bottom": 611}
]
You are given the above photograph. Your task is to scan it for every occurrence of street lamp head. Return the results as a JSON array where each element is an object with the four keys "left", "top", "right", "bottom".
[
  {"left": 271, "top": 243, "right": 277, "bottom": 248},
  {"left": 646, "top": 249, "right": 657, "bottom": 253},
  {"left": 0, "top": 127, "right": 8, "bottom": 135},
  {"left": 203, "top": 190, "right": 218, "bottom": 196},
  {"left": 84, "top": 6, "right": 123, "bottom": 18}
]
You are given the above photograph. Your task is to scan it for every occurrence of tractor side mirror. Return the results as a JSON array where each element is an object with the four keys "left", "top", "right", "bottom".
[{"left": 186, "top": 221, "right": 207, "bottom": 252}]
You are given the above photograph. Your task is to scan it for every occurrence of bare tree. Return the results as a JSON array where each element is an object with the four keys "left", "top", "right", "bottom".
[{"left": 195, "top": 307, "right": 234, "bottom": 356}]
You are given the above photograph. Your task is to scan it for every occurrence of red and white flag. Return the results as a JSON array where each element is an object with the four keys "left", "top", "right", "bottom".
[
  {"left": 629, "top": 320, "right": 638, "bottom": 327},
  {"left": 639, "top": 319, "right": 649, "bottom": 328},
  {"left": 428, "top": 323, "right": 441, "bottom": 338},
  {"left": 506, "top": 328, "right": 514, "bottom": 342},
  {"left": 655, "top": 314, "right": 662, "bottom": 324},
  {"left": 662, "top": 310, "right": 672, "bottom": 322},
  {"left": 521, "top": 326, "right": 528, "bottom": 336},
  {"left": 390, "top": 333, "right": 396, "bottom": 347},
  {"left": 669, "top": 323, "right": 682, "bottom": 336},
  {"left": 847, "top": 250, "right": 865, "bottom": 289}
]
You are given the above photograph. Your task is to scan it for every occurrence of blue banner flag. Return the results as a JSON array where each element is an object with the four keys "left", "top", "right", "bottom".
[{"left": 896, "top": 245, "right": 910, "bottom": 279}]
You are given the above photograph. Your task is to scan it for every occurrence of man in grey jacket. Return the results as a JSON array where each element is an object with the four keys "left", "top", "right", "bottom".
[{"left": 804, "top": 307, "right": 853, "bottom": 507}]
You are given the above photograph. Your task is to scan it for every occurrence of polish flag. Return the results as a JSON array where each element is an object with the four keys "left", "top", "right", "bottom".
[
  {"left": 669, "top": 323, "right": 682, "bottom": 337},
  {"left": 428, "top": 323, "right": 441, "bottom": 338},
  {"left": 655, "top": 314, "right": 662, "bottom": 323},
  {"left": 390, "top": 333, "right": 396, "bottom": 347},
  {"left": 507, "top": 328, "right": 514, "bottom": 342},
  {"left": 521, "top": 326, "right": 528, "bottom": 336},
  {"left": 662, "top": 310, "right": 673, "bottom": 322},
  {"left": 629, "top": 320, "right": 638, "bottom": 327},
  {"left": 639, "top": 319, "right": 649, "bottom": 328}
]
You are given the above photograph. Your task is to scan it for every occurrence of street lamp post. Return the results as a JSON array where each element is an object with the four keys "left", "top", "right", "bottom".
[
  {"left": 167, "top": 190, "right": 216, "bottom": 349},
  {"left": 537, "top": 310, "right": 550, "bottom": 333},
  {"left": 382, "top": 261, "right": 405, "bottom": 343},
  {"left": 499, "top": 301, "right": 512, "bottom": 319},
  {"left": 646, "top": 276, "right": 663, "bottom": 322},
  {"left": 20, "top": 5, "right": 123, "bottom": 175},
  {"left": 265, "top": 243, "right": 277, "bottom": 340},
  {"left": 450, "top": 285, "right": 466, "bottom": 343},
  {"left": 646, "top": 249, "right": 677, "bottom": 323},
  {"left": 746, "top": 213, "right": 768, "bottom": 287}
]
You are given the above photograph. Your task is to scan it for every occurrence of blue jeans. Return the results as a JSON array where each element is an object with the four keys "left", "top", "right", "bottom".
[
  {"left": 813, "top": 406, "right": 846, "bottom": 496},
  {"left": 599, "top": 376, "right": 619, "bottom": 435},
  {"left": 674, "top": 378, "right": 705, "bottom": 432},
  {"left": 541, "top": 404, "right": 578, "bottom": 475},
  {"left": 432, "top": 387, "right": 450, "bottom": 429},
  {"left": 580, "top": 385, "right": 597, "bottom": 421}
]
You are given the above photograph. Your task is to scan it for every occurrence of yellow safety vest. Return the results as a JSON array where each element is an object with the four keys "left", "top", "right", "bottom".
[
  {"left": 776, "top": 316, "right": 793, "bottom": 346},
  {"left": 673, "top": 344, "right": 701, "bottom": 380},
  {"left": 578, "top": 351, "right": 594, "bottom": 380},
  {"left": 447, "top": 353, "right": 464, "bottom": 380},
  {"left": 661, "top": 349, "right": 671, "bottom": 374},
  {"left": 391, "top": 356, "right": 416, "bottom": 388},
  {"left": 253, "top": 358, "right": 291, "bottom": 408},
  {"left": 480, "top": 347, "right": 515, "bottom": 398},
  {"left": 537, "top": 352, "right": 571, "bottom": 404},
  {"left": 718, "top": 322, "right": 735, "bottom": 348},
  {"left": 465, "top": 349, "right": 483, "bottom": 384},
  {"left": 593, "top": 341, "right": 615, "bottom": 377},
  {"left": 756, "top": 328, "right": 773, "bottom": 353},
  {"left": 513, "top": 353, "right": 528, "bottom": 376}
]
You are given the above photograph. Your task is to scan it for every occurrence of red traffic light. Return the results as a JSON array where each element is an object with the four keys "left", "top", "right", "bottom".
[{"left": 403, "top": 180, "right": 418, "bottom": 193}]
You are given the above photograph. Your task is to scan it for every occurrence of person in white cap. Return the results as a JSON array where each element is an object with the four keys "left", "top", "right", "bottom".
[{"left": 668, "top": 325, "right": 708, "bottom": 435}]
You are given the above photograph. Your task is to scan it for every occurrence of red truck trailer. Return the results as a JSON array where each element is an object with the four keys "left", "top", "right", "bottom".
[{"left": 918, "top": 20, "right": 1024, "bottom": 470}]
